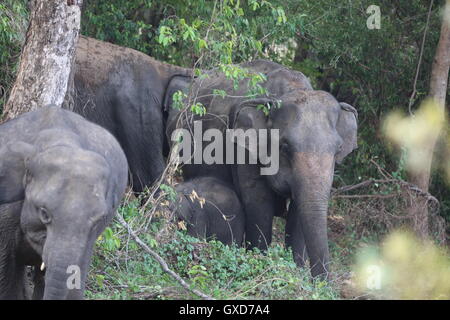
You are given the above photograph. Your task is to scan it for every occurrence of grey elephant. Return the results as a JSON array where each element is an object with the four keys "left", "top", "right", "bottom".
[
  {"left": 172, "top": 177, "right": 245, "bottom": 246},
  {"left": 165, "top": 60, "right": 358, "bottom": 277},
  {"left": 69, "top": 36, "right": 192, "bottom": 192},
  {"left": 0, "top": 106, "right": 128, "bottom": 299}
]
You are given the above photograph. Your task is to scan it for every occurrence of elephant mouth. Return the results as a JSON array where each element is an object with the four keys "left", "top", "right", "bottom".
[
  {"left": 265, "top": 172, "right": 290, "bottom": 197},
  {"left": 23, "top": 231, "right": 46, "bottom": 256}
]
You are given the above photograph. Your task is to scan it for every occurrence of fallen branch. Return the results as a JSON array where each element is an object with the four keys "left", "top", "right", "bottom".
[
  {"left": 332, "top": 159, "right": 440, "bottom": 209},
  {"left": 116, "top": 214, "right": 215, "bottom": 300},
  {"left": 332, "top": 179, "right": 396, "bottom": 195},
  {"left": 333, "top": 193, "right": 399, "bottom": 199},
  {"left": 332, "top": 180, "right": 439, "bottom": 206}
]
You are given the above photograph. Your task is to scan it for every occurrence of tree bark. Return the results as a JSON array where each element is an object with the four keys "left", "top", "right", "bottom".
[
  {"left": 1, "top": 0, "right": 83, "bottom": 122},
  {"left": 409, "top": 0, "right": 450, "bottom": 237}
]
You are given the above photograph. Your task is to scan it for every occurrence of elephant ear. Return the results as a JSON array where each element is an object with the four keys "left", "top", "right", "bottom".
[
  {"left": 163, "top": 75, "right": 192, "bottom": 112},
  {"left": 335, "top": 102, "right": 358, "bottom": 164},
  {"left": 228, "top": 98, "right": 276, "bottom": 162},
  {"left": 0, "top": 141, "right": 36, "bottom": 203},
  {"left": 18, "top": 142, "right": 39, "bottom": 187},
  {"left": 163, "top": 75, "right": 193, "bottom": 143}
]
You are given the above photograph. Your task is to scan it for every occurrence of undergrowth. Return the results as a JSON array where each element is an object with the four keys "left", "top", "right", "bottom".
[
  {"left": 85, "top": 166, "right": 448, "bottom": 300},
  {"left": 86, "top": 196, "right": 346, "bottom": 300}
]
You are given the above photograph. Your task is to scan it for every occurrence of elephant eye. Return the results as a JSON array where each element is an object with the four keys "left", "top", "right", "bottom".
[
  {"left": 280, "top": 140, "right": 291, "bottom": 154},
  {"left": 38, "top": 207, "right": 51, "bottom": 225},
  {"left": 336, "top": 138, "right": 344, "bottom": 153}
]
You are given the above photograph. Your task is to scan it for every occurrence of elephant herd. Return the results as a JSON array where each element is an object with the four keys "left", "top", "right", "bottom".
[{"left": 0, "top": 36, "right": 358, "bottom": 299}]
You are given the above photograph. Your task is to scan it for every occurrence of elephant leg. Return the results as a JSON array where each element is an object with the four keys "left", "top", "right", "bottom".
[
  {"left": 127, "top": 145, "right": 165, "bottom": 193},
  {"left": 21, "top": 266, "right": 34, "bottom": 300},
  {"left": 285, "top": 201, "right": 307, "bottom": 267},
  {"left": 0, "top": 255, "right": 25, "bottom": 300},
  {"left": 32, "top": 267, "right": 45, "bottom": 300},
  {"left": 0, "top": 202, "right": 26, "bottom": 300},
  {"left": 121, "top": 120, "right": 165, "bottom": 193},
  {"left": 189, "top": 207, "right": 208, "bottom": 240},
  {"left": 114, "top": 93, "right": 166, "bottom": 193},
  {"left": 233, "top": 164, "right": 277, "bottom": 251}
]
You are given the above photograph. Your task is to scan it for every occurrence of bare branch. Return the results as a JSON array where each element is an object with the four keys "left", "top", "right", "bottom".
[{"left": 116, "top": 214, "right": 215, "bottom": 300}]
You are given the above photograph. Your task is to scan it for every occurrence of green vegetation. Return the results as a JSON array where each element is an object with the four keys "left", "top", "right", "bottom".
[
  {"left": 1, "top": 0, "right": 449, "bottom": 300},
  {"left": 82, "top": 0, "right": 450, "bottom": 225},
  {"left": 0, "top": 0, "right": 28, "bottom": 113},
  {"left": 85, "top": 173, "right": 447, "bottom": 299},
  {"left": 3, "top": 1, "right": 447, "bottom": 220},
  {"left": 87, "top": 198, "right": 348, "bottom": 300}
]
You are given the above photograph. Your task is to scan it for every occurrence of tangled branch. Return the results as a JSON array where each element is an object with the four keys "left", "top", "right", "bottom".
[
  {"left": 329, "top": 159, "right": 445, "bottom": 243},
  {"left": 332, "top": 169, "right": 440, "bottom": 209}
]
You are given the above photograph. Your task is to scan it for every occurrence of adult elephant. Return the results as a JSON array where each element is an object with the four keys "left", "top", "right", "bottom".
[
  {"left": 165, "top": 60, "right": 358, "bottom": 277},
  {"left": 0, "top": 106, "right": 128, "bottom": 299},
  {"left": 68, "top": 36, "right": 192, "bottom": 192}
]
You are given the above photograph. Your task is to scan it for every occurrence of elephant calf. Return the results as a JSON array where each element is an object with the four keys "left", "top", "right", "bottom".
[
  {"left": 172, "top": 177, "right": 245, "bottom": 246},
  {"left": 0, "top": 106, "right": 128, "bottom": 300}
]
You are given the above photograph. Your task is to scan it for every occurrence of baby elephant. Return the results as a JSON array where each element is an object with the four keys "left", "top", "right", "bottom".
[
  {"left": 172, "top": 177, "right": 245, "bottom": 246},
  {"left": 0, "top": 106, "right": 128, "bottom": 300}
]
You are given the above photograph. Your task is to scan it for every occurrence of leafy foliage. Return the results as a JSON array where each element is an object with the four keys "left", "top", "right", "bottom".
[
  {"left": 81, "top": 0, "right": 154, "bottom": 54},
  {"left": 0, "top": 0, "right": 28, "bottom": 113},
  {"left": 1, "top": 0, "right": 449, "bottom": 300},
  {"left": 80, "top": 0, "right": 449, "bottom": 199},
  {"left": 285, "top": 0, "right": 450, "bottom": 221},
  {"left": 88, "top": 200, "right": 341, "bottom": 300}
]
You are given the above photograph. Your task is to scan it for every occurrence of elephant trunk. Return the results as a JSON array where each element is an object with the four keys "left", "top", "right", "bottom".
[
  {"left": 42, "top": 236, "right": 91, "bottom": 300},
  {"left": 290, "top": 152, "right": 335, "bottom": 278}
]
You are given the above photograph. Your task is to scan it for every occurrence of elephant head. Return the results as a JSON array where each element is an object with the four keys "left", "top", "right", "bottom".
[
  {"left": 14, "top": 143, "right": 113, "bottom": 299},
  {"left": 230, "top": 90, "right": 358, "bottom": 277}
]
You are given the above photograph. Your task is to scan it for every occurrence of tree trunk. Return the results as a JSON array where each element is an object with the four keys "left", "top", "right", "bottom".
[
  {"left": 409, "top": 0, "right": 450, "bottom": 237},
  {"left": 1, "top": 0, "right": 83, "bottom": 122}
]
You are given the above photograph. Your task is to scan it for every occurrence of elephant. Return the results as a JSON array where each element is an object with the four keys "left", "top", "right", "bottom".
[
  {"left": 0, "top": 106, "right": 128, "bottom": 299},
  {"left": 68, "top": 36, "right": 192, "bottom": 192},
  {"left": 171, "top": 177, "right": 245, "bottom": 246},
  {"left": 165, "top": 59, "right": 358, "bottom": 278}
]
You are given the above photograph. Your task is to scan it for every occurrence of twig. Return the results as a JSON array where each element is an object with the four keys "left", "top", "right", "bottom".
[
  {"left": 333, "top": 194, "right": 399, "bottom": 199},
  {"left": 116, "top": 214, "right": 215, "bottom": 300},
  {"left": 370, "top": 159, "right": 392, "bottom": 180},
  {"left": 331, "top": 159, "right": 440, "bottom": 208},
  {"left": 332, "top": 178, "right": 438, "bottom": 206},
  {"left": 332, "top": 179, "right": 396, "bottom": 195}
]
